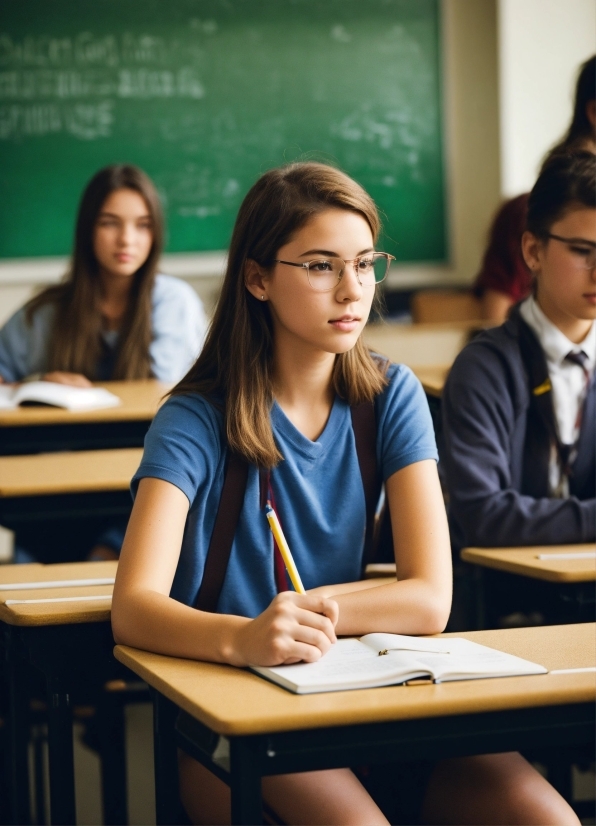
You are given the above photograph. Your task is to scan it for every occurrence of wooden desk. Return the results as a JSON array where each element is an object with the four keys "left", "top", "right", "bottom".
[
  {"left": 0, "top": 561, "right": 122, "bottom": 825},
  {"left": 461, "top": 545, "right": 596, "bottom": 584},
  {"left": 0, "top": 379, "right": 169, "bottom": 455},
  {"left": 411, "top": 365, "right": 450, "bottom": 398},
  {"left": 115, "top": 624, "right": 595, "bottom": 825},
  {"left": 0, "top": 448, "right": 141, "bottom": 527}
]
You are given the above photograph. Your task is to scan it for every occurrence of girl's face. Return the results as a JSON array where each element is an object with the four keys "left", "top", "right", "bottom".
[
  {"left": 93, "top": 188, "right": 153, "bottom": 279},
  {"left": 522, "top": 206, "right": 596, "bottom": 335},
  {"left": 250, "top": 208, "right": 377, "bottom": 356}
]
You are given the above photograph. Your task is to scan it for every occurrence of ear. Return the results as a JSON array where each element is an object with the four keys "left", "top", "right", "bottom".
[
  {"left": 521, "top": 230, "right": 543, "bottom": 273},
  {"left": 244, "top": 259, "right": 270, "bottom": 301}
]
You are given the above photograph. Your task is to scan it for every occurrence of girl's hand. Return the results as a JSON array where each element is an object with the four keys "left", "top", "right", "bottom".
[
  {"left": 226, "top": 591, "right": 339, "bottom": 668},
  {"left": 43, "top": 371, "right": 93, "bottom": 387}
]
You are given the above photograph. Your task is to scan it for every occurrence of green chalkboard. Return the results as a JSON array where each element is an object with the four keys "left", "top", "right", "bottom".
[{"left": 0, "top": 0, "right": 445, "bottom": 261}]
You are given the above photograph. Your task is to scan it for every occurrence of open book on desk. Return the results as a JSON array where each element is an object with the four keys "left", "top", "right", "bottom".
[
  {"left": 0, "top": 381, "right": 120, "bottom": 412},
  {"left": 251, "top": 633, "right": 547, "bottom": 694}
]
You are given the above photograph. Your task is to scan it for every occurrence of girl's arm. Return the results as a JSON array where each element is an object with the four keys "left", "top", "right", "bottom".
[
  {"left": 112, "top": 477, "right": 338, "bottom": 667},
  {"left": 309, "top": 459, "right": 452, "bottom": 637}
]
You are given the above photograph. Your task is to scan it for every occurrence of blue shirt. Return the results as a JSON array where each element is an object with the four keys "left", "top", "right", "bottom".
[
  {"left": 0, "top": 274, "right": 207, "bottom": 383},
  {"left": 132, "top": 363, "right": 438, "bottom": 617}
]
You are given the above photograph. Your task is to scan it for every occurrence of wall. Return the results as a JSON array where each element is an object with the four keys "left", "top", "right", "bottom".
[
  {"left": 0, "top": 0, "right": 502, "bottom": 324},
  {"left": 498, "top": 0, "right": 596, "bottom": 197}
]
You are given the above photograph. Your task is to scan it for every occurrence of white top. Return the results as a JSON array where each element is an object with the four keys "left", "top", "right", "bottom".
[
  {"left": 0, "top": 274, "right": 208, "bottom": 384},
  {"left": 520, "top": 295, "right": 596, "bottom": 495}
]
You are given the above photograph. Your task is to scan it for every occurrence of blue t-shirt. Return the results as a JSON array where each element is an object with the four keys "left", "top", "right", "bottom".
[{"left": 132, "top": 363, "right": 437, "bottom": 617}]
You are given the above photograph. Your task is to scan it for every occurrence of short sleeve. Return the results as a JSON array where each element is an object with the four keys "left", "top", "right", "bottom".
[
  {"left": 0, "top": 304, "right": 52, "bottom": 382},
  {"left": 376, "top": 364, "right": 438, "bottom": 480},
  {"left": 131, "top": 394, "right": 222, "bottom": 506}
]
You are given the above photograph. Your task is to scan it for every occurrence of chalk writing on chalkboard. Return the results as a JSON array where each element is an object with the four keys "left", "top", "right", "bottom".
[{"left": 0, "top": 33, "right": 207, "bottom": 139}]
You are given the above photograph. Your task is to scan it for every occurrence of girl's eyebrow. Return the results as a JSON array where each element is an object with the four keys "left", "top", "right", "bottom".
[
  {"left": 562, "top": 237, "right": 596, "bottom": 247},
  {"left": 299, "top": 247, "right": 375, "bottom": 257}
]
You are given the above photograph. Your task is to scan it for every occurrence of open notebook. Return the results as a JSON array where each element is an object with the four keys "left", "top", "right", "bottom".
[
  {"left": 0, "top": 381, "right": 120, "bottom": 412},
  {"left": 251, "top": 633, "right": 547, "bottom": 694}
]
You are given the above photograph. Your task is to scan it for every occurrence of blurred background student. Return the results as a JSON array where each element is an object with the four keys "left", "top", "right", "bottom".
[
  {"left": 0, "top": 164, "right": 207, "bottom": 387},
  {"left": 473, "top": 54, "right": 595, "bottom": 324},
  {"left": 443, "top": 152, "right": 595, "bottom": 624},
  {"left": 0, "top": 164, "right": 208, "bottom": 562}
]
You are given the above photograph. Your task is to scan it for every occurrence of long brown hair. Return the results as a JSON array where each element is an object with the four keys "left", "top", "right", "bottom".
[
  {"left": 173, "top": 162, "right": 388, "bottom": 467},
  {"left": 26, "top": 164, "right": 164, "bottom": 379}
]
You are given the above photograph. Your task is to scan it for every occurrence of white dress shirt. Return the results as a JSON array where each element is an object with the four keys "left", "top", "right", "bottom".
[{"left": 519, "top": 295, "right": 595, "bottom": 496}]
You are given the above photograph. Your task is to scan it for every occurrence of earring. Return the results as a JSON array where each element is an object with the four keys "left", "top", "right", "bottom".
[{"left": 260, "top": 295, "right": 266, "bottom": 300}]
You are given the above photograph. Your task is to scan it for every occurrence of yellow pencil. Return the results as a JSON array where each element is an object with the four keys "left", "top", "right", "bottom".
[{"left": 265, "top": 502, "right": 305, "bottom": 594}]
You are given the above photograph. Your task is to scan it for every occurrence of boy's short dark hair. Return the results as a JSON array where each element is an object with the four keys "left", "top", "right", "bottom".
[{"left": 527, "top": 151, "right": 596, "bottom": 238}]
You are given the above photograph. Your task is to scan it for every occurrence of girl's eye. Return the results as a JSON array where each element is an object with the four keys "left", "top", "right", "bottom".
[
  {"left": 357, "top": 257, "right": 375, "bottom": 271},
  {"left": 310, "top": 260, "right": 334, "bottom": 273},
  {"left": 570, "top": 246, "right": 592, "bottom": 257},
  {"left": 138, "top": 221, "right": 153, "bottom": 230},
  {"left": 99, "top": 219, "right": 118, "bottom": 227}
]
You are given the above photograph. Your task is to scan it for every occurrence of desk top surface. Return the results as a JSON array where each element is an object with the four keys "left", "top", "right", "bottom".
[
  {"left": 461, "top": 545, "right": 596, "bottom": 583},
  {"left": 0, "top": 380, "right": 170, "bottom": 427},
  {"left": 0, "top": 560, "right": 116, "bottom": 625},
  {"left": 411, "top": 365, "right": 450, "bottom": 398},
  {"left": 0, "top": 447, "right": 143, "bottom": 497},
  {"left": 114, "top": 623, "right": 596, "bottom": 737}
]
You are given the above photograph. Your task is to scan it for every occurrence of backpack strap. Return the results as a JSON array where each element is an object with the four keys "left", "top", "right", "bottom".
[
  {"left": 515, "top": 308, "right": 559, "bottom": 497},
  {"left": 195, "top": 401, "right": 381, "bottom": 611},
  {"left": 193, "top": 451, "right": 248, "bottom": 612},
  {"left": 350, "top": 401, "right": 382, "bottom": 567}
]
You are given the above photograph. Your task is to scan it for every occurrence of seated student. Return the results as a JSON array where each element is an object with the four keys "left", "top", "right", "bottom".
[
  {"left": 0, "top": 164, "right": 207, "bottom": 561},
  {"left": 112, "top": 162, "right": 576, "bottom": 826},
  {"left": 443, "top": 151, "right": 595, "bottom": 560},
  {"left": 474, "top": 54, "right": 595, "bottom": 324}
]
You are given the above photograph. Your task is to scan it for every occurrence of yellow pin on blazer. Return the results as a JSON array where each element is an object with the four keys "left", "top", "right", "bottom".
[{"left": 532, "top": 378, "right": 552, "bottom": 396}]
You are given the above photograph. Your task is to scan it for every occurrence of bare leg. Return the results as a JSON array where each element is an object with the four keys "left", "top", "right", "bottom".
[
  {"left": 179, "top": 752, "right": 388, "bottom": 826},
  {"left": 421, "top": 752, "right": 580, "bottom": 826}
]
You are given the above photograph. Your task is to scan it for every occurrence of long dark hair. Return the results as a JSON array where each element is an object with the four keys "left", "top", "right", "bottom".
[
  {"left": 528, "top": 151, "right": 596, "bottom": 239},
  {"left": 172, "top": 162, "right": 388, "bottom": 468},
  {"left": 26, "top": 164, "right": 164, "bottom": 379},
  {"left": 545, "top": 55, "right": 596, "bottom": 162}
]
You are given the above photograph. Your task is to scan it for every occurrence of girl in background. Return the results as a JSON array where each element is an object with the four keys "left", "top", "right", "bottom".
[
  {"left": 0, "top": 164, "right": 207, "bottom": 561},
  {"left": 0, "top": 163, "right": 206, "bottom": 386},
  {"left": 113, "top": 162, "right": 576, "bottom": 825}
]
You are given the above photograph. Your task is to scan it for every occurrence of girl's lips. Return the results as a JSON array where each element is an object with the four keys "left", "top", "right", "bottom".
[
  {"left": 583, "top": 293, "right": 596, "bottom": 305},
  {"left": 329, "top": 318, "right": 361, "bottom": 331}
]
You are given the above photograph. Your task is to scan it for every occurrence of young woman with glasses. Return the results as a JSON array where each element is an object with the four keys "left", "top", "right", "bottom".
[
  {"left": 113, "top": 162, "right": 577, "bottom": 825},
  {"left": 443, "top": 152, "right": 595, "bottom": 620}
]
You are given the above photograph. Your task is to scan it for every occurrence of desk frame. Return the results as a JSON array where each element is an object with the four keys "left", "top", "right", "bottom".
[
  {"left": 150, "top": 690, "right": 594, "bottom": 825},
  {"left": 0, "top": 419, "right": 149, "bottom": 456},
  {"left": 2, "top": 620, "right": 126, "bottom": 826}
]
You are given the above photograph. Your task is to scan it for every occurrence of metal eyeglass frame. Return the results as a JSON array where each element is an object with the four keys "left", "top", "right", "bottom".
[
  {"left": 273, "top": 252, "right": 395, "bottom": 291},
  {"left": 546, "top": 234, "right": 596, "bottom": 269}
]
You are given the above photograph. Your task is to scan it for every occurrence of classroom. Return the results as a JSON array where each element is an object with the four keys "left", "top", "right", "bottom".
[{"left": 0, "top": 0, "right": 594, "bottom": 824}]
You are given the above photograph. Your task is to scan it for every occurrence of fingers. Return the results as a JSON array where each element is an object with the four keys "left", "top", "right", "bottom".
[
  {"left": 278, "top": 591, "right": 340, "bottom": 628},
  {"left": 43, "top": 371, "right": 93, "bottom": 387}
]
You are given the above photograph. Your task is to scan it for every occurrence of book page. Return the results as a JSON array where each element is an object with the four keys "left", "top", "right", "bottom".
[
  {"left": 0, "top": 385, "right": 17, "bottom": 409},
  {"left": 252, "top": 638, "right": 428, "bottom": 692},
  {"left": 411, "top": 638, "right": 547, "bottom": 682},
  {"left": 14, "top": 382, "right": 120, "bottom": 411}
]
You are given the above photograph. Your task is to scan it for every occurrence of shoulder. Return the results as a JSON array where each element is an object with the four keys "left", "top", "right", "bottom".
[
  {"left": 152, "top": 274, "right": 203, "bottom": 307},
  {"left": 445, "top": 321, "right": 528, "bottom": 418},
  {"left": 377, "top": 361, "right": 425, "bottom": 413}
]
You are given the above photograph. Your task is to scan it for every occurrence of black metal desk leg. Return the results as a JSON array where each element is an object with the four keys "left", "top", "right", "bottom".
[
  {"left": 152, "top": 691, "right": 179, "bottom": 826},
  {"left": 98, "top": 692, "right": 128, "bottom": 825},
  {"left": 46, "top": 677, "right": 76, "bottom": 826},
  {"left": 230, "top": 738, "right": 262, "bottom": 826},
  {"left": 5, "top": 631, "right": 32, "bottom": 825}
]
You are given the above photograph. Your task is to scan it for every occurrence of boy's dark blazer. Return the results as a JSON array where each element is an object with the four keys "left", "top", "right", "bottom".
[{"left": 442, "top": 306, "right": 596, "bottom": 550}]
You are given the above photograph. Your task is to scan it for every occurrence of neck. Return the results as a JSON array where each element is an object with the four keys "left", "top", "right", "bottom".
[
  {"left": 99, "top": 269, "right": 134, "bottom": 304},
  {"left": 272, "top": 335, "right": 336, "bottom": 439},
  {"left": 535, "top": 292, "right": 593, "bottom": 345}
]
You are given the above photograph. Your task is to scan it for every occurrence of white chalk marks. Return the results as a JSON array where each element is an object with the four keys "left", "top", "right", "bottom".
[{"left": 0, "top": 33, "right": 205, "bottom": 140}]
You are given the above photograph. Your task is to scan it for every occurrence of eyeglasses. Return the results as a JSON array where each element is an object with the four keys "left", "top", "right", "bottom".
[
  {"left": 546, "top": 234, "right": 596, "bottom": 269},
  {"left": 273, "top": 252, "right": 395, "bottom": 292}
]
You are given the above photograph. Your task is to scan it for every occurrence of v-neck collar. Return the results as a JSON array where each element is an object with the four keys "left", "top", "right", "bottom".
[{"left": 271, "top": 395, "right": 346, "bottom": 463}]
